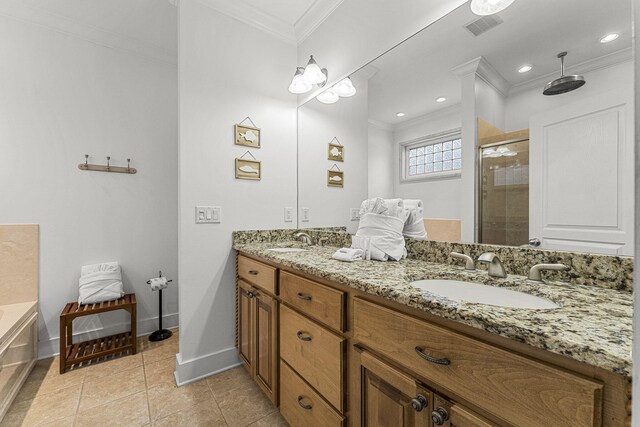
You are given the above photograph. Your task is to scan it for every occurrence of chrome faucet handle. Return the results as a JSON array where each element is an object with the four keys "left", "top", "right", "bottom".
[
  {"left": 527, "top": 263, "right": 570, "bottom": 284},
  {"left": 295, "top": 232, "right": 312, "bottom": 245},
  {"left": 316, "top": 237, "right": 329, "bottom": 247},
  {"left": 477, "top": 252, "right": 507, "bottom": 278},
  {"left": 450, "top": 252, "right": 475, "bottom": 271}
]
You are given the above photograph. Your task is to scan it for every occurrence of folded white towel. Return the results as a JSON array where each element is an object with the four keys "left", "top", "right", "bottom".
[
  {"left": 332, "top": 248, "right": 364, "bottom": 262},
  {"left": 384, "top": 198, "right": 406, "bottom": 219},
  {"left": 403, "top": 199, "right": 428, "bottom": 240},
  {"left": 359, "top": 197, "right": 387, "bottom": 216},
  {"left": 149, "top": 277, "right": 168, "bottom": 291},
  {"left": 355, "top": 213, "right": 407, "bottom": 261},
  {"left": 78, "top": 262, "right": 124, "bottom": 304}
]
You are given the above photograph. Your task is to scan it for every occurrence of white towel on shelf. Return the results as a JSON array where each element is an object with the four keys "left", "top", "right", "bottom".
[
  {"left": 403, "top": 199, "right": 428, "bottom": 240},
  {"left": 332, "top": 248, "right": 364, "bottom": 262},
  {"left": 78, "top": 262, "right": 124, "bottom": 304},
  {"left": 354, "top": 213, "right": 407, "bottom": 261}
]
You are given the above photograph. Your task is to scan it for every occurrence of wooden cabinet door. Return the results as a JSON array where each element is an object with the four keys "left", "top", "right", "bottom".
[
  {"left": 238, "top": 280, "right": 255, "bottom": 372},
  {"left": 360, "top": 351, "right": 431, "bottom": 427},
  {"left": 254, "top": 290, "right": 278, "bottom": 404},
  {"left": 432, "top": 394, "right": 496, "bottom": 427}
]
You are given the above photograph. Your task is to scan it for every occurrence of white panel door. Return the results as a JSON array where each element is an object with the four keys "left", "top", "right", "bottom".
[{"left": 529, "top": 88, "right": 634, "bottom": 255}]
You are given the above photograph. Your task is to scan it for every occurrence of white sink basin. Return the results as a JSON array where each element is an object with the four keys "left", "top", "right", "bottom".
[
  {"left": 267, "top": 248, "right": 308, "bottom": 253},
  {"left": 410, "top": 279, "right": 559, "bottom": 309}
]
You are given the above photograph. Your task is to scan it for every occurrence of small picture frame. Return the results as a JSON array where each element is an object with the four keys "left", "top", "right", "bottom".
[
  {"left": 235, "top": 158, "right": 261, "bottom": 180},
  {"left": 235, "top": 124, "right": 261, "bottom": 148},
  {"left": 327, "top": 170, "right": 344, "bottom": 187},
  {"left": 328, "top": 142, "right": 344, "bottom": 161}
]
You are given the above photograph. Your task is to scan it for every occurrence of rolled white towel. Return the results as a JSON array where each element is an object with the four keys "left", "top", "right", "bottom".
[
  {"left": 356, "top": 213, "right": 407, "bottom": 261},
  {"left": 359, "top": 197, "right": 387, "bottom": 216},
  {"left": 384, "top": 199, "right": 406, "bottom": 220},
  {"left": 403, "top": 199, "right": 428, "bottom": 240},
  {"left": 332, "top": 248, "right": 364, "bottom": 262},
  {"left": 78, "top": 261, "right": 124, "bottom": 304}
]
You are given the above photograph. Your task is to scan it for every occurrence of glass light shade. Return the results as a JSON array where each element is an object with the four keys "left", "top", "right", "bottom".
[
  {"left": 302, "top": 56, "right": 326, "bottom": 84},
  {"left": 316, "top": 89, "right": 339, "bottom": 104},
  {"left": 288, "top": 68, "right": 312, "bottom": 94},
  {"left": 470, "top": 0, "right": 515, "bottom": 15},
  {"left": 334, "top": 77, "right": 356, "bottom": 97}
]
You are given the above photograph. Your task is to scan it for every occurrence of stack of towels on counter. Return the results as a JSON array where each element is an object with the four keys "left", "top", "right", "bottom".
[{"left": 331, "top": 197, "right": 428, "bottom": 262}]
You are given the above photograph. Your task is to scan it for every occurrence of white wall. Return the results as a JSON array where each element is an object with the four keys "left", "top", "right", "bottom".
[
  {"left": 367, "top": 122, "right": 394, "bottom": 199},
  {"left": 392, "top": 106, "right": 463, "bottom": 222},
  {"left": 297, "top": 0, "right": 467, "bottom": 105},
  {"left": 177, "top": 0, "right": 297, "bottom": 384},
  {"left": 476, "top": 78, "right": 506, "bottom": 131},
  {"left": 298, "top": 78, "right": 369, "bottom": 234},
  {"left": 0, "top": 14, "right": 179, "bottom": 358},
  {"left": 505, "top": 61, "right": 633, "bottom": 131}
]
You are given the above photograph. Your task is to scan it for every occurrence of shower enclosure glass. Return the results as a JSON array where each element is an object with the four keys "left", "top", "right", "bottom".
[{"left": 478, "top": 140, "right": 530, "bottom": 246}]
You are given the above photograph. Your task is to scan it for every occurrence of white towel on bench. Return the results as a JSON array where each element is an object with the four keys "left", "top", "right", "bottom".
[{"left": 78, "top": 262, "right": 124, "bottom": 304}]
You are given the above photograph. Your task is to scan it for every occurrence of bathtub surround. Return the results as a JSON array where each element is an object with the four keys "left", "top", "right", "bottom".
[
  {"left": 233, "top": 229, "right": 633, "bottom": 292},
  {"left": 0, "top": 11, "right": 179, "bottom": 359},
  {"left": 0, "top": 225, "right": 38, "bottom": 304}
]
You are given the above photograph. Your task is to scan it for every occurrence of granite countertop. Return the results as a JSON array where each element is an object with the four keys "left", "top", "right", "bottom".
[{"left": 234, "top": 241, "right": 632, "bottom": 377}]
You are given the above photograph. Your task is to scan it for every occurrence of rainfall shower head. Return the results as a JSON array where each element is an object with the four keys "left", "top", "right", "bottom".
[{"left": 543, "top": 52, "right": 585, "bottom": 96}]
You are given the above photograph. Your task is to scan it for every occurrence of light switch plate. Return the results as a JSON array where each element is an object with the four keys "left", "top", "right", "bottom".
[
  {"left": 196, "top": 206, "right": 221, "bottom": 224},
  {"left": 284, "top": 207, "right": 293, "bottom": 223},
  {"left": 301, "top": 207, "right": 310, "bottom": 222},
  {"left": 350, "top": 208, "right": 361, "bottom": 221}
]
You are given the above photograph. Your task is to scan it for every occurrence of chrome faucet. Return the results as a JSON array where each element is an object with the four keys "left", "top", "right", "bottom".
[
  {"left": 316, "top": 237, "right": 329, "bottom": 247},
  {"left": 451, "top": 252, "right": 475, "bottom": 271},
  {"left": 477, "top": 253, "right": 507, "bottom": 278},
  {"left": 295, "top": 232, "right": 312, "bottom": 245},
  {"left": 527, "top": 263, "right": 570, "bottom": 284}
]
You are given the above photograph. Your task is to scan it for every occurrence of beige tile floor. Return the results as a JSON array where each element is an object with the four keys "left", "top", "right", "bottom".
[{"left": 1, "top": 330, "right": 288, "bottom": 427}]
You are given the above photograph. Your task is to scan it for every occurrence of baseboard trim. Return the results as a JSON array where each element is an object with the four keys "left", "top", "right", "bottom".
[
  {"left": 174, "top": 346, "right": 240, "bottom": 386},
  {"left": 38, "top": 312, "right": 179, "bottom": 359}
]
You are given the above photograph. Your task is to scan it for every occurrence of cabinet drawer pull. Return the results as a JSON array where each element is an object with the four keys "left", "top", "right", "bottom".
[
  {"left": 297, "top": 395, "right": 313, "bottom": 410},
  {"left": 296, "top": 331, "right": 312, "bottom": 341},
  {"left": 248, "top": 270, "right": 259, "bottom": 275},
  {"left": 246, "top": 291, "right": 255, "bottom": 298},
  {"left": 431, "top": 407, "right": 449, "bottom": 425},
  {"left": 296, "top": 292, "right": 312, "bottom": 301},
  {"left": 415, "top": 346, "right": 450, "bottom": 365},
  {"left": 410, "top": 395, "right": 428, "bottom": 412}
]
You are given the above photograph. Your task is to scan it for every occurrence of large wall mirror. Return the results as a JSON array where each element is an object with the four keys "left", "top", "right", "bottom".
[{"left": 297, "top": 0, "right": 634, "bottom": 256}]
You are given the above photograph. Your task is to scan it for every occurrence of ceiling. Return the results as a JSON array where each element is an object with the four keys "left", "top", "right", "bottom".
[{"left": 362, "top": 0, "right": 632, "bottom": 126}]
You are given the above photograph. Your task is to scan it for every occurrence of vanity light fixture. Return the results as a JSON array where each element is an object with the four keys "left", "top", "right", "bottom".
[
  {"left": 470, "top": 0, "right": 515, "bottom": 16},
  {"left": 396, "top": 112, "right": 406, "bottom": 117},
  {"left": 302, "top": 55, "right": 327, "bottom": 85},
  {"left": 334, "top": 77, "right": 356, "bottom": 97},
  {"left": 518, "top": 64, "right": 533, "bottom": 73},
  {"left": 317, "top": 88, "right": 339, "bottom": 104},
  {"left": 600, "top": 33, "right": 620, "bottom": 43},
  {"left": 436, "top": 97, "right": 447, "bottom": 103},
  {"left": 288, "top": 67, "right": 313, "bottom": 94}
]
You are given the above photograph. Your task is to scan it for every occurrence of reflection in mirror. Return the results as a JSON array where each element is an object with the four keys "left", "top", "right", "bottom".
[{"left": 297, "top": 0, "right": 634, "bottom": 255}]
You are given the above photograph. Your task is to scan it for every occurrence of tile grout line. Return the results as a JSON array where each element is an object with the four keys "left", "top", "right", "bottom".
[
  {"left": 204, "top": 374, "right": 230, "bottom": 427},
  {"left": 142, "top": 349, "right": 153, "bottom": 427},
  {"left": 72, "top": 374, "right": 85, "bottom": 427}
]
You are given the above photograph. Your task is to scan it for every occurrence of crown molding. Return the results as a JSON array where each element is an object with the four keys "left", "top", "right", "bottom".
[
  {"left": 393, "top": 103, "right": 462, "bottom": 131},
  {"left": 508, "top": 47, "right": 633, "bottom": 96},
  {"left": 451, "top": 56, "right": 509, "bottom": 97},
  {"left": 0, "top": 0, "right": 176, "bottom": 65},
  {"left": 295, "top": 0, "right": 344, "bottom": 44},
  {"left": 196, "top": 0, "right": 296, "bottom": 45},
  {"left": 368, "top": 118, "right": 394, "bottom": 132}
]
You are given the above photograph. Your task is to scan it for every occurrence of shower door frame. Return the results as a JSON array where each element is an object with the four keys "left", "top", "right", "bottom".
[{"left": 477, "top": 137, "right": 530, "bottom": 245}]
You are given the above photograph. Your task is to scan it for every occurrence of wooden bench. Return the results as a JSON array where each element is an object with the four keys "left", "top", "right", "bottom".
[{"left": 59, "top": 294, "right": 137, "bottom": 374}]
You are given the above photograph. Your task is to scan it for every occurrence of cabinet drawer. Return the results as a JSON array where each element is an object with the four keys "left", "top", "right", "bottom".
[
  {"left": 280, "top": 305, "right": 344, "bottom": 411},
  {"left": 237, "top": 255, "right": 277, "bottom": 294},
  {"left": 280, "top": 361, "right": 344, "bottom": 427},
  {"left": 280, "top": 271, "right": 345, "bottom": 332},
  {"left": 353, "top": 298, "right": 603, "bottom": 427}
]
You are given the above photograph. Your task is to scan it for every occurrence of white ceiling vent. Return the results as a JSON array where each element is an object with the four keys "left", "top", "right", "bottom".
[{"left": 464, "top": 15, "right": 503, "bottom": 37}]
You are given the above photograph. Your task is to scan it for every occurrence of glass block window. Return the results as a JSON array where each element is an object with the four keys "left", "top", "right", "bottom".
[{"left": 407, "top": 137, "right": 462, "bottom": 177}]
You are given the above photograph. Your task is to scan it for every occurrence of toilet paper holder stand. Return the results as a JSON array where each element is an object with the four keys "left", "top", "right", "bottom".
[{"left": 147, "top": 271, "right": 173, "bottom": 342}]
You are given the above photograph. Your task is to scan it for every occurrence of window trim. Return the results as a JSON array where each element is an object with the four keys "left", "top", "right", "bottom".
[{"left": 399, "top": 128, "right": 462, "bottom": 183}]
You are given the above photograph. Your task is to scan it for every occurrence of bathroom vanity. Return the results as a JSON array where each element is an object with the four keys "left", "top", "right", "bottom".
[{"left": 234, "top": 236, "right": 631, "bottom": 427}]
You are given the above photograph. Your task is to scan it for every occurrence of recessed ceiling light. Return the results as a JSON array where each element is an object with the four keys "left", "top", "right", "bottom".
[
  {"left": 518, "top": 64, "right": 533, "bottom": 73},
  {"left": 470, "top": 0, "right": 515, "bottom": 16},
  {"left": 396, "top": 112, "right": 405, "bottom": 117},
  {"left": 600, "top": 33, "right": 619, "bottom": 43},
  {"left": 435, "top": 97, "right": 447, "bottom": 103}
]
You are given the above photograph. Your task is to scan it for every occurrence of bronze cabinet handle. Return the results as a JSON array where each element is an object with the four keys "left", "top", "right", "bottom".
[
  {"left": 431, "top": 407, "right": 449, "bottom": 425},
  {"left": 248, "top": 270, "right": 259, "bottom": 275},
  {"left": 297, "top": 395, "right": 313, "bottom": 410},
  {"left": 410, "top": 395, "right": 428, "bottom": 412},
  {"left": 415, "top": 346, "right": 450, "bottom": 365},
  {"left": 246, "top": 291, "right": 255, "bottom": 298},
  {"left": 296, "top": 292, "right": 312, "bottom": 301},
  {"left": 296, "top": 331, "right": 312, "bottom": 341}
]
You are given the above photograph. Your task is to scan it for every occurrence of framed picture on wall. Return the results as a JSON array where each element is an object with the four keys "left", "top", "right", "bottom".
[
  {"left": 235, "top": 158, "right": 261, "bottom": 180},
  {"left": 235, "top": 124, "right": 261, "bottom": 148},
  {"left": 327, "top": 170, "right": 344, "bottom": 187},
  {"left": 328, "top": 142, "right": 344, "bottom": 161}
]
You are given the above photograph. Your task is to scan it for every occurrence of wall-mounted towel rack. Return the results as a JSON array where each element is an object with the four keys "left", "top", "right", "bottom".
[{"left": 78, "top": 155, "right": 137, "bottom": 174}]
